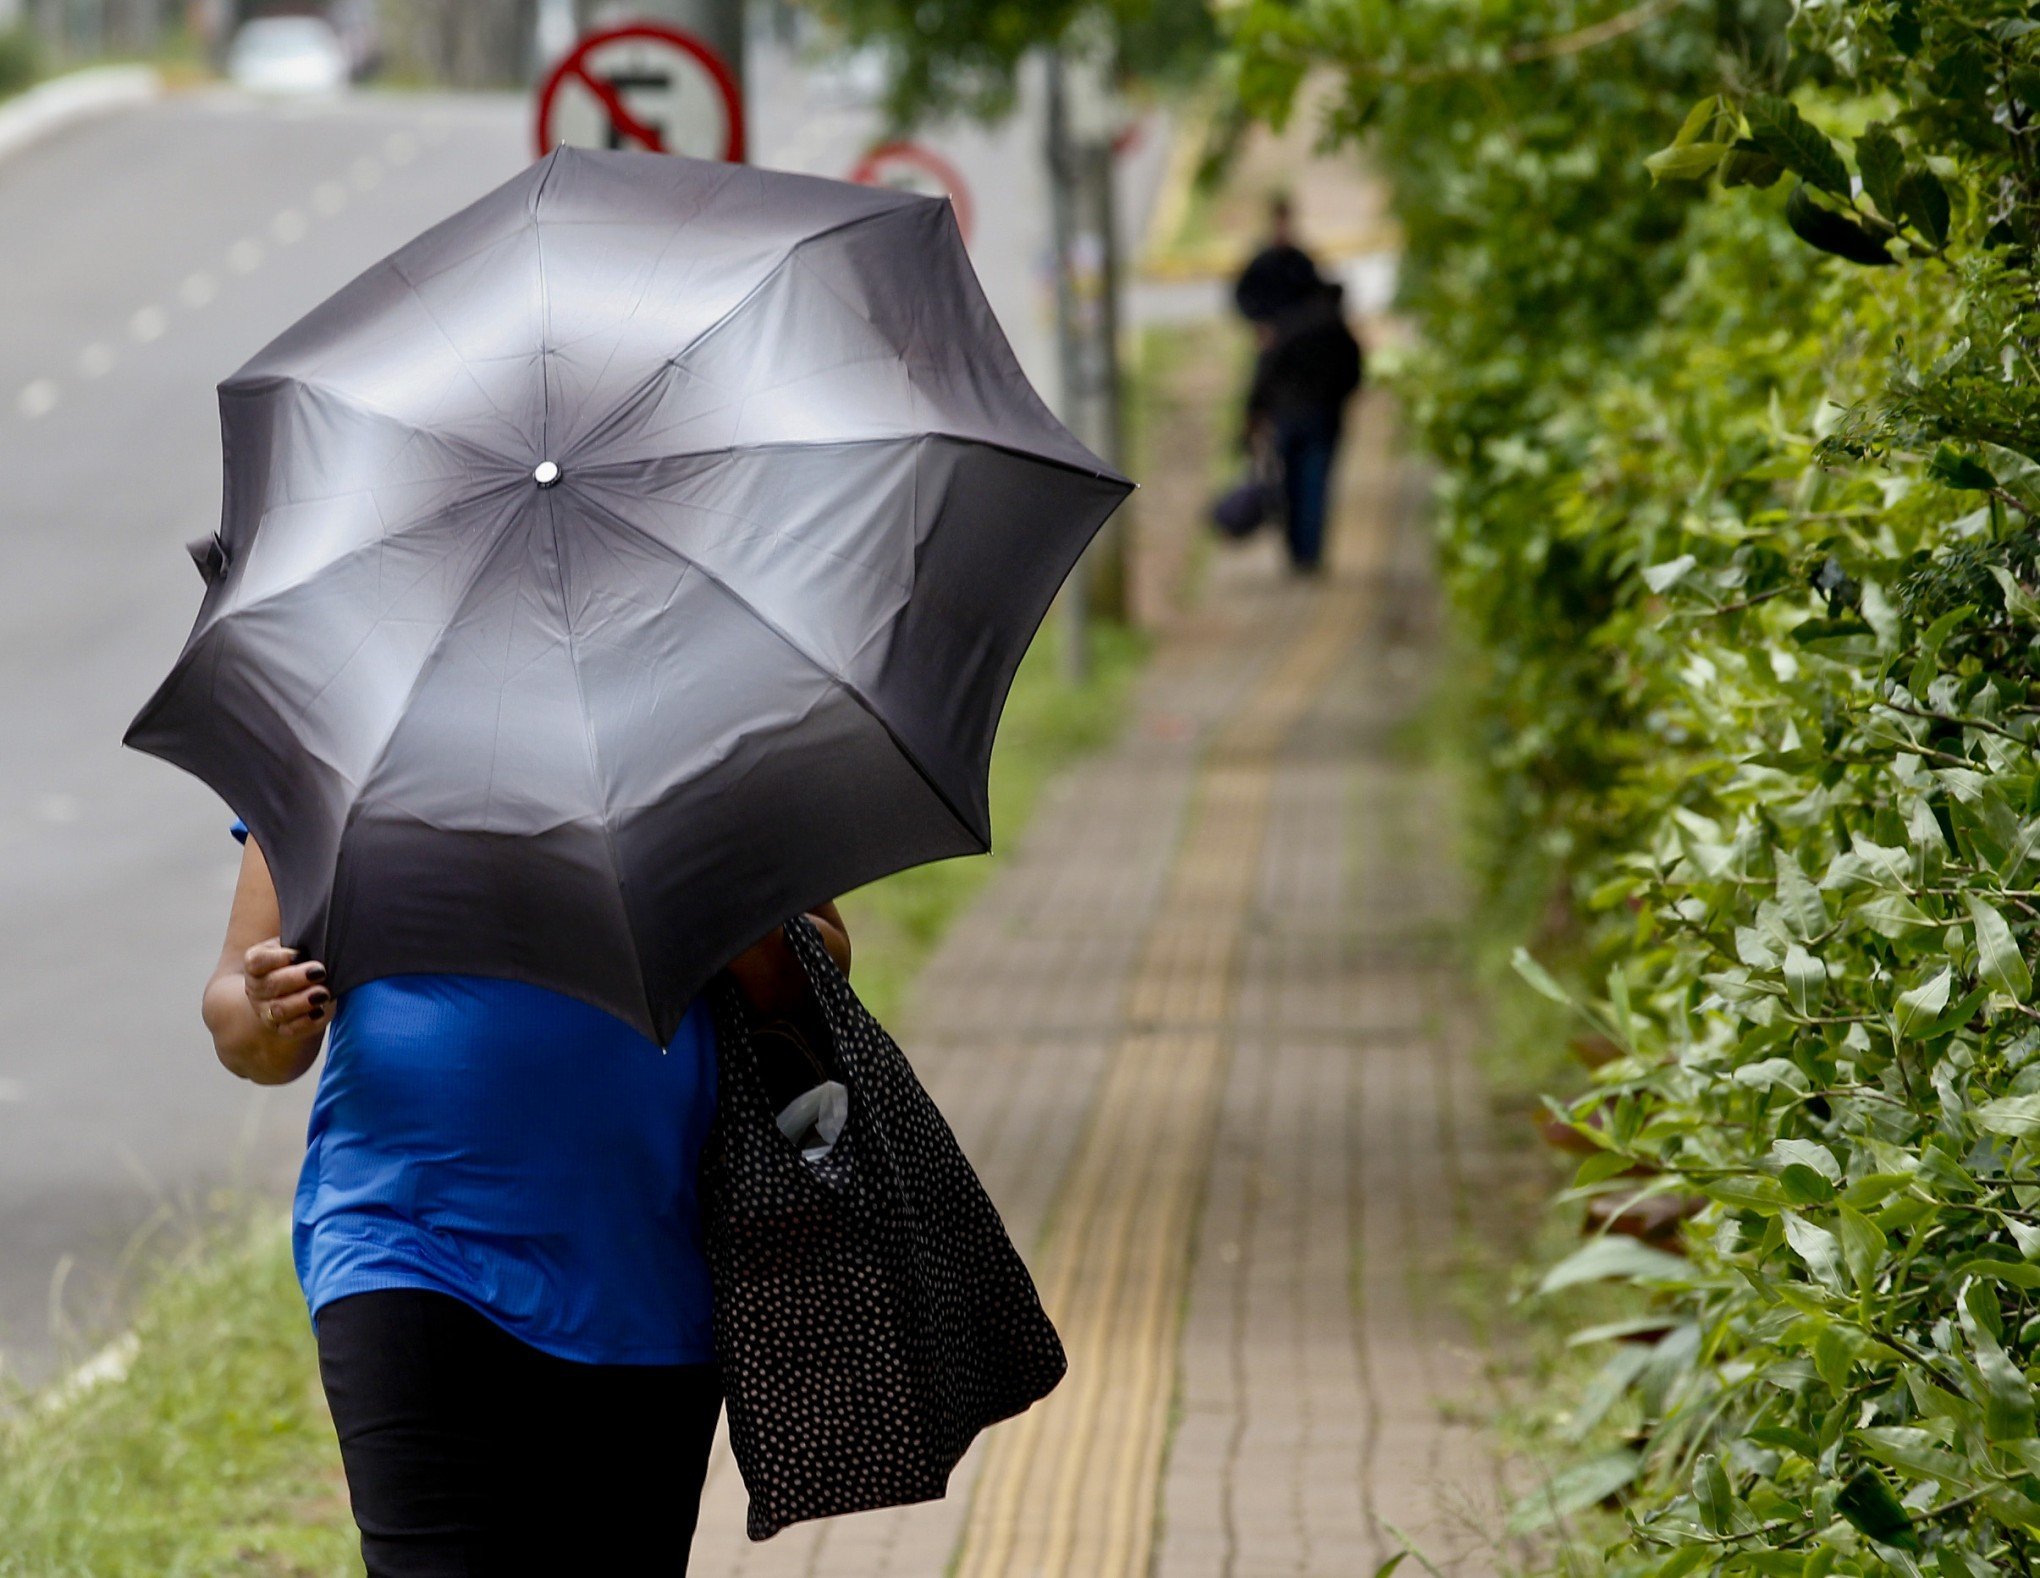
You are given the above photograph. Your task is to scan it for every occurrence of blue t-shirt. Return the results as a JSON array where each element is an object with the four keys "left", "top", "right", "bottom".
[{"left": 232, "top": 821, "right": 718, "bottom": 1365}]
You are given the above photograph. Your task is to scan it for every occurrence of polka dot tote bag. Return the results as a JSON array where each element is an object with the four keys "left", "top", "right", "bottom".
[{"left": 702, "top": 914, "right": 1068, "bottom": 1540}]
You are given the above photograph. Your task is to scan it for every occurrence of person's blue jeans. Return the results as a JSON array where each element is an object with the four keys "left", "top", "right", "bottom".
[{"left": 1277, "top": 407, "right": 1344, "bottom": 572}]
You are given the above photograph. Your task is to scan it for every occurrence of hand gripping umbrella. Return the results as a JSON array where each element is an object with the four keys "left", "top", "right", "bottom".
[{"left": 125, "top": 148, "right": 1131, "bottom": 1044}]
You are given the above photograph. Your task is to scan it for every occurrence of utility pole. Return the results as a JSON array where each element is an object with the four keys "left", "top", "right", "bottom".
[
  {"left": 1047, "top": 35, "right": 1127, "bottom": 684},
  {"left": 1045, "top": 52, "right": 1092, "bottom": 685}
]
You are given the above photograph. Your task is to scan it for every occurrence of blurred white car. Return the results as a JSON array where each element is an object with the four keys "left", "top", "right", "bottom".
[{"left": 227, "top": 16, "right": 351, "bottom": 95}]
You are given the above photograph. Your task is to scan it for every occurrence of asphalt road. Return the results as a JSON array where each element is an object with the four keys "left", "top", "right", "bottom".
[
  {"left": 0, "top": 89, "right": 536, "bottom": 1382},
  {"left": 0, "top": 75, "right": 1171, "bottom": 1386}
]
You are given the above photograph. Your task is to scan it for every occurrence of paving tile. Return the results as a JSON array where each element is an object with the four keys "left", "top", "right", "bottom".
[{"left": 688, "top": 391, "right": 1511, "bottom": 1575}]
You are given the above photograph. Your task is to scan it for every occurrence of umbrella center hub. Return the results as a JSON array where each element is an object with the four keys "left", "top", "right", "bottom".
[{"left": 533, "top": 460, "right": 562, "bottom": 489}]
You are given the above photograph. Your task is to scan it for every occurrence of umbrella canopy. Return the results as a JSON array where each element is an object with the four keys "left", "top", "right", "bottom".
[{"left": 126, "top": 147, "right": 1130, "bottom": 1044}]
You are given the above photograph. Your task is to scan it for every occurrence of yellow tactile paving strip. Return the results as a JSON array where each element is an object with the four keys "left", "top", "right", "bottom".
[{"left": 951, "top": 579, "right": 1368, "bottom": 1578}]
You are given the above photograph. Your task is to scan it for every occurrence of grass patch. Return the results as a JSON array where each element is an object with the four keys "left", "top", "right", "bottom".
[
  {"left": 0, "top": 28, "right": 42, "bottom": 101},
  {"left": 0, "top": 1217, "right": 356, "bottom": 1577}
]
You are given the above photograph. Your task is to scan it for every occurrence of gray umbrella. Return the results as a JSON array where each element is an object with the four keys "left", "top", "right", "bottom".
[{"left": 125, "top": 147, "right": 1130, "bottom": 1044}]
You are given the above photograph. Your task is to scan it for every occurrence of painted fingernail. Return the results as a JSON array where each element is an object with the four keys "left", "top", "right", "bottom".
[
  {"left": 309, "top": 1006, "right": 326, "bottom": 1021},
  {"left": 309, "top": 988, "right": 331, "bottom": 1006},
  {"left": 306, "top": 966, "right": 327, "bottom": 984}
]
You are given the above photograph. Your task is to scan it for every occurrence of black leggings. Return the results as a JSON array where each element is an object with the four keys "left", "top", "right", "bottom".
[{"left": 315, "top": 1289, "right": 723, "bottom": 1577}]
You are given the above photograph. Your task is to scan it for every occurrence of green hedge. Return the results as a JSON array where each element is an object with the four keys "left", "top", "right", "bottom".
[{"left": 1230, "top": 0, "right": 2040, "bottom": 1569}]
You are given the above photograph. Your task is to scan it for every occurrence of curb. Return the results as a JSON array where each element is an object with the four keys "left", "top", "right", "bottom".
[{"left": 0, "top": 64, "right": 162, "bottom": 165}]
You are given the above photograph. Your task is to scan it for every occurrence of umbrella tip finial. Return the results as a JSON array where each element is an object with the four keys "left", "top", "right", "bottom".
[{"left": 533, "top": 461, "right": 562, "bottom": 488}]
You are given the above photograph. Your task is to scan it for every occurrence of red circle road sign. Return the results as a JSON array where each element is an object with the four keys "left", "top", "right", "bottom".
[
  {"left": 849, "top": 140, "right": 974, "bottom": 245},
  {"left": 535, "top": 23, "right": 744, "bottom": 162}
]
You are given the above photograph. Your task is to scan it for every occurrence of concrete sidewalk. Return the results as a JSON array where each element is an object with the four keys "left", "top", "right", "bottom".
[{"left": 687, "top": 392, "right": 1515, "bottom": 1575}]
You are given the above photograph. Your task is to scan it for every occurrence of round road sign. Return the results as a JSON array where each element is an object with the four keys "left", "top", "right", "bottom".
[
  {"left": 849, "top": 140, "right": 973, "bottom": 246},
  {"left": 535, "top": 23, "right": 743, "bottom": 163}
]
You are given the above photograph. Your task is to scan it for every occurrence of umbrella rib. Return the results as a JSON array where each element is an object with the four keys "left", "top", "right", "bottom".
[
  {"left": 530, "top": 149, "right": 563, "bottom": 463},
  {"left": 575, "top": 462, "right": 912, "bottom": 596},
  {"left": 576, "top": 431, "right": 1132, "bottom": 489},
  {"left": 571, "top": 485, "right": 989, "bottom": 853},
  {"left": 339, "top": 493, "right": 536, "bottom": 819},
  {"left": 540, "top": 491, "right": 658, "bottom": 1038},
  {"left": 212, "top": 475, "right": 528, "bottom": 630},
  {"left": 227, "top": 372, "right": 513, "bottom": 478},
  {"left": 564, "top": 203, "right": 913, "bottom": 463}
]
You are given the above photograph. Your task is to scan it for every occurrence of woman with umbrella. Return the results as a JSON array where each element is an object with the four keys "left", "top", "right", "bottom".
[
  {"left": 205, "top": 829, "right": 844, "bottom": 1571},
  {"left": 136, "top": 148, "right": 1126, "bottom": 1574}
]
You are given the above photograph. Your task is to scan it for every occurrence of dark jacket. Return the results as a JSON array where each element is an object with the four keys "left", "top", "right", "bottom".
[
  {"left": 1234, "top": 241, "right": 1324, "bottom": 324},
  {"left": 1247, "top": 283, "right": 1364, "bottom": 428}
]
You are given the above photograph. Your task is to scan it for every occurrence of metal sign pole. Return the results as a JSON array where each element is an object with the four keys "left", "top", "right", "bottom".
[
  {"left": 1046, "top": 51, "right": 1092, "bottom": 686},
  {"left": 622, "top": 0, "right": 746, "bottom": 151}
]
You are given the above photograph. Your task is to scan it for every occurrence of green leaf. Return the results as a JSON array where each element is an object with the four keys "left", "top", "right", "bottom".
[
  {"left": 1372, "top": 1556, "right": 1408, "bottom": 1578},
  {"left": 1855, "top": 894, "right": 1938, "bottom": 938},
  {"left": 1705, "top": 1173, "right": 1786, "bottom": 1212},
  {"left": 1910, "top": 603, "right": 1974, "bottom": 697},
  {"left": 1927, "top": 446, "right": 1997, "bottom": 492},
  {"left": 1744, "top": 95, "right": 1851, "bottom": 195},
  {"left": 1784, "top": 185, "right": 1897, "bottom": 266},
  {"left": 1991, "top": 565, "right": 2040, "bottom": 625},
  {"left": 1719, "top": 139, "right": 1784, "bottom": 189},
  {"left": 1835, "top": 1466, "right": 1920, "bottom": 1551},
  {"left": 1772, "top": 1138, "right": 1841, "bottom": 1181},
  {"left": 1641, "top": 553, "right": 1697, "bottom": 591},
  {"left": 1965, "top": 892, "right": 2032, "bottom": 999},
  {"left": 1672, "top": 95, "right": 1722, "bottom": 146},
  {"left": 1784, "top": 943, "right": 1824, "bottom": 1013},
  {"left": 1897, "top": 165, "right": 1951, "bottom": 248},
  {"left": 1962, "top": 1281, "right": 2036, "bottom": 1439},
  {"left": 1814, "top": 1324, "right": 1856, "bottom": 1393},
  {"left": 1693, "top": 1452, "right": 1733, "bottom": 1534},
  {"left": 1775, "top": 854, "right": 1828, "bottom": 938},
  {"left": 1537, "top": 1237, "right": 1691, "bottom": 1295},
  {"left": 1783, "top": 1211, "right": 1846, "bottom": 1289},
  {"left": 1838, "top": 1203, "right": 1888, "bottom": 1288},
  {"left": 1573, "top": 1151, "right": 1636, "bottom": 1186},
  {"left": 1511, "top": 947, "right": 1572, "bottom": 1006},
  {"left": 1856, "top": 122, "right": 1905, "bottom": 219},
  {"left": 1975, "top": 1095, "right": 2040, "bottom": 1137},
  {"left": 1780, "top": 1163, "right": 1837, "bottom": 1205},
  {"left": 1645, "top": 142, "right": 1730, "bottom": 183},
  {"left": 1504, "top": 1449, "right": 1638, "bottom": 1534},
  {"left": 1893, "top": 967, "right": 1952, "bottom": 1038}
]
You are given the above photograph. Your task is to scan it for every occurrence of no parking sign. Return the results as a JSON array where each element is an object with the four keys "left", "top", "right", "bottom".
[
  {"left": 535, "top": 22, "right": 744, "bottom": 162},
  {"left": 849, "top": 140, "right": 974, "bottom": 246}
]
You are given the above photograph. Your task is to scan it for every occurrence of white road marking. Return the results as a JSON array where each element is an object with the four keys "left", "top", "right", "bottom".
[
  {"left": 227, "top": 236, "right": 265, "bottom": 273},
  {"left": 128, "top": 305, "right": 167, "bottom": 343},
  {"left": 77, "top": 342, "right": 115, "bottom": 379},
  {"left": 349, "top": 155, "right": 381, "bottom": 191},
  {"left": 16, "top": 380, "right": 57, "bottom": 419},
  {"left": 269, "top": 208, "right": 308, "bottom": 245},
  {"left": 311, "top": 179, "right": 348, "bottom": 217},
  {"left": 383, "top": 130, "right": 417, "bottom": 165},
  {"left": 178, "top": 271, "right": 217, "bottom": 309}
]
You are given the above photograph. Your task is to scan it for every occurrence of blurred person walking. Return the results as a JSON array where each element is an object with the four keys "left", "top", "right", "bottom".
[{"left": 1235, "top": 196, "right": 1364, "bottom": 575}]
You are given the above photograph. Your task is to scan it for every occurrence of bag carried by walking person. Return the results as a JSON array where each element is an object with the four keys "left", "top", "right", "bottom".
[
  {"left": 1209, "top": 430, "right": 1286, "bottom": 540},
  {"left": 701, "top": 915, "right": 1067, "bottom": 1540}
]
